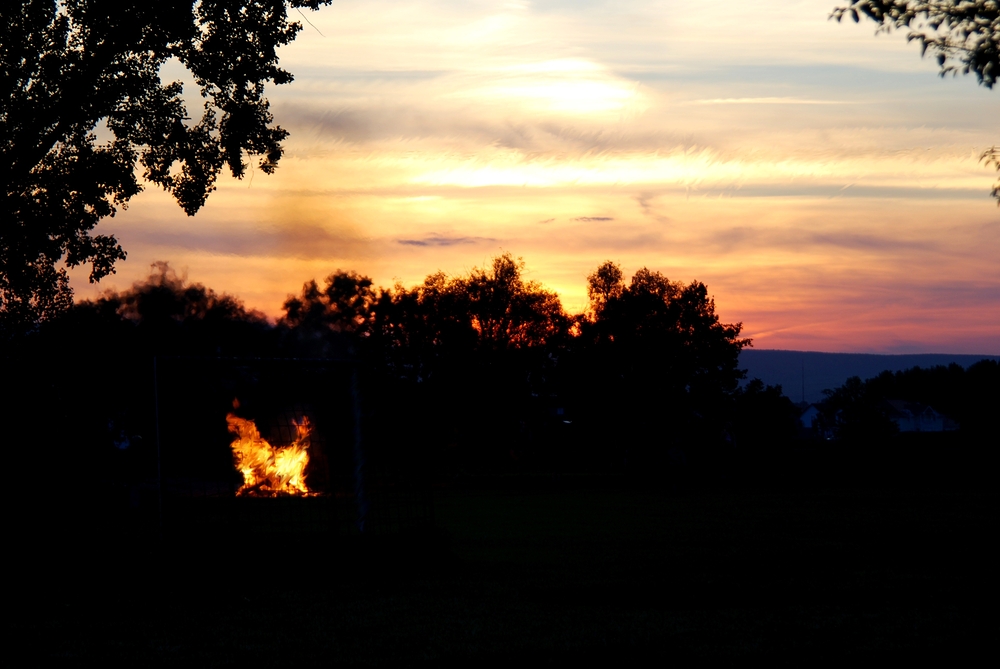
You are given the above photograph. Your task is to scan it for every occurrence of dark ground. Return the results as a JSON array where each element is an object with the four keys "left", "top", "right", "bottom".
[{"left": 10, "top": 481, "right": 996, "bottom": 666}]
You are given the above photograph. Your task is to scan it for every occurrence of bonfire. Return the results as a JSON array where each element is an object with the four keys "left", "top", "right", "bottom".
[{"left": 226, "top": 400, "right": 314, "bottom": 497}]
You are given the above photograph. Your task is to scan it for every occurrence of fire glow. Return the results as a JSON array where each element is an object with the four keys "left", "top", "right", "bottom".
[{"left": 227, "top": 401, "right": 314, "bottom": 497}]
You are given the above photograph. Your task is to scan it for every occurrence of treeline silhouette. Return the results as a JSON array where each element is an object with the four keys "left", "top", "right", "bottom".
[
  {"left": 817, "top": 362, "right": 998, "bottom": 444},
  {"left": 806, "top": 361, "right": 999, "bottom": 488},
  {"left": 3, "top": 254, "right": 995, "bottom": 510}
]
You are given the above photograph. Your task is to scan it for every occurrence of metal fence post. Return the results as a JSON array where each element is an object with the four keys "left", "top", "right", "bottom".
[
  {"left": 351, "top": 366, "right": 369, "bottom": 534},
  {"left": 153, "top": 356, "right": 163, "bottom": 537}
]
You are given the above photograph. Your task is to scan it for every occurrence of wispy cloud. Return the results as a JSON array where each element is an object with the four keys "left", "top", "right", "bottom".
[
  {"left": 703, "top": 226, "right": 939, "bottom": 255},
  {"left": 397, "top": 234, "right": 495, "bottom": 247},
  {"left": 120, "top": 218, "right": 374, "bottom": 261},
  {"left": 688, "top": 97, "right": 849, "bottom": 105}
]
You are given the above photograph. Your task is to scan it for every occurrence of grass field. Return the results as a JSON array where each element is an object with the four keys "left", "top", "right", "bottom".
[{"left": 12, "top": 482, "right": 996, "bottom": 666}]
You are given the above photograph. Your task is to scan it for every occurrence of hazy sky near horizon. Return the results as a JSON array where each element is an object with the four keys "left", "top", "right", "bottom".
[{"left": 70, "top": 0, "right": 999, "bottom": 353}]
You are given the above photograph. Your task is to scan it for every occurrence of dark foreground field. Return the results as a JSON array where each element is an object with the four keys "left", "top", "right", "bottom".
[{"left": 11, "top": 483, "right": 996, "bottom": 666}]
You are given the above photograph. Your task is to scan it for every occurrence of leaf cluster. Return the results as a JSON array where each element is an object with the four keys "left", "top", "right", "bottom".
[
  {"left": 1, "top": 0, "right": 331, "bottom": 333},
  {"left": 832, "top": 2, "right": 999, "bottom": 204},
  {"left": 831, "top": 1, "right": 1000, "bottom": 88},
  {"left": 981, "top": 145, "right": 1000, "bottom": 204}
]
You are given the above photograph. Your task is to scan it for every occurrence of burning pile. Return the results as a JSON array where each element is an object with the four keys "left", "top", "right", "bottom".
[{"left": 227, "top": 402, "right": 314, "bottom": 496}]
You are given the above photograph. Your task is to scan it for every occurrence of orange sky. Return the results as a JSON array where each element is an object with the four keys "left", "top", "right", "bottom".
[{"left": 70, "top": 1, "right": 999, "bottom": 353}]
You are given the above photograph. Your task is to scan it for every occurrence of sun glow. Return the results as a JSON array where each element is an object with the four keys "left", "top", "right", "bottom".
[{"left": 448, "top": 59, "right": 644, "bottom": 115}]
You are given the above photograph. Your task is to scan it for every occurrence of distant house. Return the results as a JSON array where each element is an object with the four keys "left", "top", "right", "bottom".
[
  {"left": 883, "top": 400, "right": 958, "bottom": 433},
  {"left": 797, "top": 404, "right": 833, "bottom": 439},
  {"left": 799, "top": 404, "right": 821, "bottom": 431}
]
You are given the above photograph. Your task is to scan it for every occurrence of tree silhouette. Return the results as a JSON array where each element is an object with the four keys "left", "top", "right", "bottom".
[
  {"left": 357, "top": 254, "right": 571, "bottom": 473},
  {"left": 279, "top": 270, "right": 379, "bottom": 359},
  {"left": 70, "top": 261, "right": 271, "bottom": 358},
  {"left": 369, "top": 253, "right": 569, "bottom": 378},
  {"left": 569, "top": 261, "right": 750, "bottom": 470},
  {"left": 727, "top": 379, "right": 801, "bottom": 484},
  {"left": 372, "top": 271, "right": 478, "bottom": 384},
  {"left": 982, "top": 146, "right": 1000, "bottom": 203},
  {"left": 831, "top": 1, "right": 999, "bottom": 203},
  {"left": 1, "top": 0, "right": 332, "bottom": 335},
  {"left": 819, "top": 359, "right": 999, "bottom": 442},
  {"left": 584, "top": 262, "right": 749, "bottom": 400},
  {"left": 283, "top": 271, "right": 378, "bottom": 335},
  {"left": 463, "top": 253, "right": 568, "bottom": 353}
]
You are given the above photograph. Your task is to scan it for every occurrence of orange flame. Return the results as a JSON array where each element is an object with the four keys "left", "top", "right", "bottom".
[{"left": 226, "top": 409, "right": 314, "bottom": 497}]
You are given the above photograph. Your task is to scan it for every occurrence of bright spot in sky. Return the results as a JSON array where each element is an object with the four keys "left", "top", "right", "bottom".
[{"left": 464, "top": 59, "right": 643, "bottom": 114}]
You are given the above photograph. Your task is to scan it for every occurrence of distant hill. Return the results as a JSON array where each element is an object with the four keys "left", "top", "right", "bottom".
[{"left": 739, "top": 350, "right": 1000, "bottom": 404}]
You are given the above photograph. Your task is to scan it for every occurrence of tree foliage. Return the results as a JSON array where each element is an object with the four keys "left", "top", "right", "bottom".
[
  {"left": 818, "top": 359, "right": 999, "bottom": 441},
  {"left": 832, "top": 1, "right": 1000, "bottom": 203},
  {"left": 312, "top": 253, "right": 571, "bottom": 374},
  {"left": 462, "top": 253, "right": 569, "bottom": 353},
  {"left": 731, "top": 379, "right": 800, "bottom": 454},
  {"left": 567, "top": 261, "right": 751, "bottom": 468},
  {"left": 581, "top": 261, "right": 750, "bottom": 402},
  {"left": 831, "top": 1, "right": 999, "bottom": 87},
  {"left": 818, "top": 375, "right": 900, "bottom": 442},
  {"left": 283, "top": 271, "right": 378, "bottom": 335},
  {"left": 982, "top": 145, "right": 1000, "bottom": 203},
  {"left": 1, "top": 0, "right": 331, "bottom": 334},
  {"left": 279, "top": 254, "right": 572, "bottom": 472},
  {"left": 69, "top": 261, "right": 271, "bottom": 357}
]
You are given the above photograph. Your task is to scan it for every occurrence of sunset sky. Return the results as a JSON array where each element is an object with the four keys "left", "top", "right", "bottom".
[{"left": 70, "top": 0, "right": 999, "bottom": 353}]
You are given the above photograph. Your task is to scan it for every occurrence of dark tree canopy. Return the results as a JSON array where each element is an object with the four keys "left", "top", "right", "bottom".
[
  {"left": 377, "top": 253, "right": 564, "bottom": 365},
  {"left": 277, "top": 254, "right": 572, "bottom": 472},
  {"left": 67, "top": 260, "right": 271, "bottom": 357},
  {"left": 1, "top": 0, "right": 331, "bottom": 334},
  {"left": 102, "top": 261, "right": 262, "bottom": 327},
  {"left": 461, "top": 253, "right": 569, "bottom": 353},
  {"left": 285, "top": 253, "right": 570, "bottom": 378},
  {"left": 818, "top": 359, "right": 999, "bottom": 442},
  {"left": 283, "top": 270, "right": 378, "bottom": 336},
  {"left": 567, "top": 261, "right": 751, "bottom": 468},
  {"left": 831, "top": 1, "right": 999, "bottom": 203},
  {"left": 582, "top": 261, "right": 750, "bottom": 401}
]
